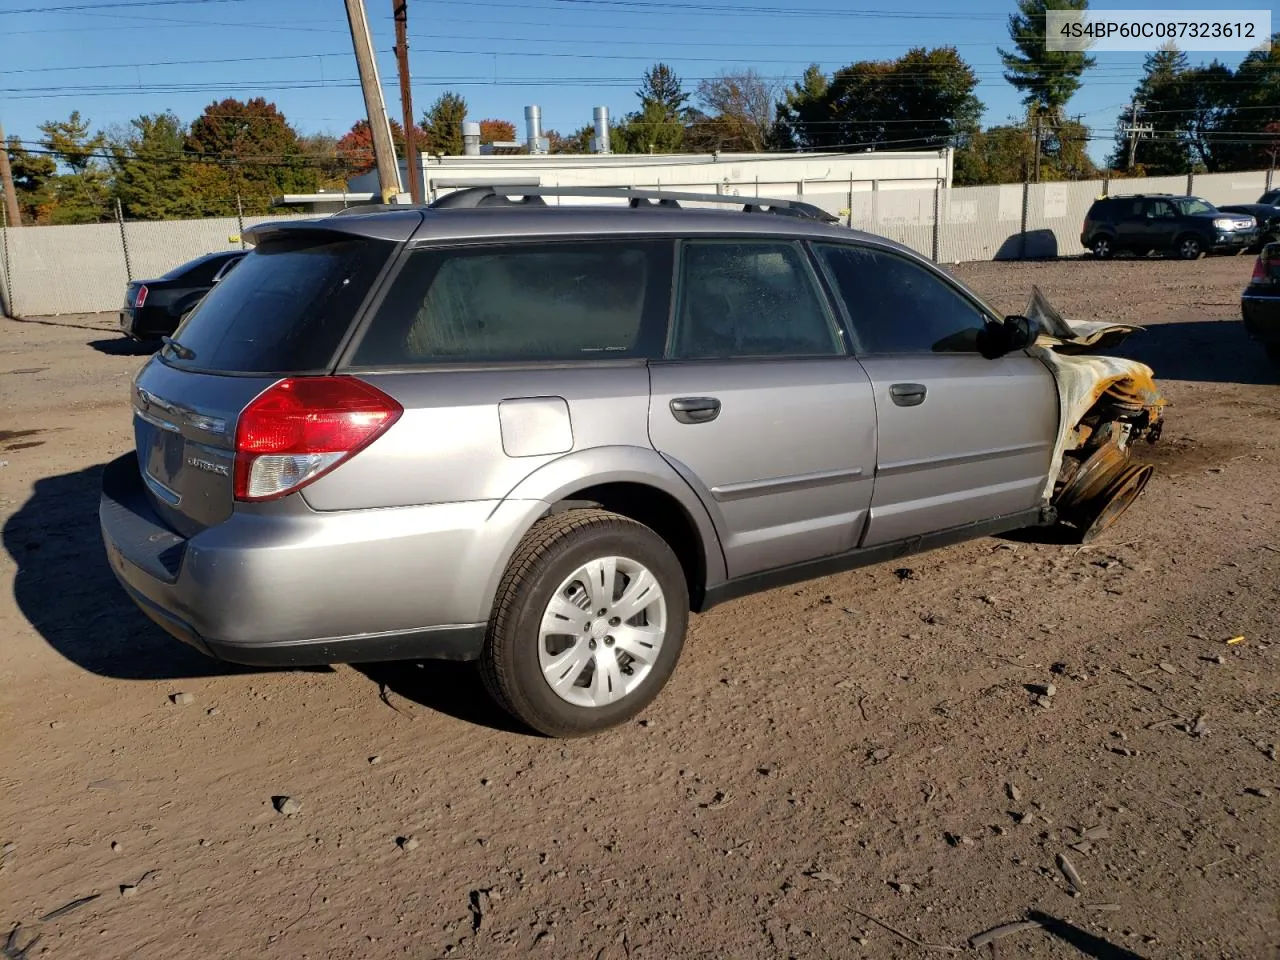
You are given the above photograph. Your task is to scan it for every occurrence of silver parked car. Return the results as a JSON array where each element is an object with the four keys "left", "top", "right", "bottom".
[{"left": 100, "top": 187, "right": 1166, "bottom": 736}]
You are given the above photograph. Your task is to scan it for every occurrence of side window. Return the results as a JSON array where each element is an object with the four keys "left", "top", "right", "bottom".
[
  {"left": 813, "top": 243, "right": 992, "bottom": 355},
  {"left": 670, "top": 240, "right": 842, "bottom": 359},
  {"left": 1146, "top": 200, "right": 1174, "bottom": 219},
  {"left": 352, "top": 240, "right": 670, "bottom": 365}
]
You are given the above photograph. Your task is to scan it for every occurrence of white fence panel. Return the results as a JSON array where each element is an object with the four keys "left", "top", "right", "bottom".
[
  {"left": 939, "top": 183, "right": 1023, "bottom": 263},
  {"left": 125, "top": 217, "right": 243, "bottom": 282},
  {"left": 5, "top": 222, "right": 128, "bottom": 315},
  {"left": 1025, "top": 179, "right": 1106, "bottom": 259},
  {"left": 1193, "top": 170, "right": 1268, "bottom": 207}
]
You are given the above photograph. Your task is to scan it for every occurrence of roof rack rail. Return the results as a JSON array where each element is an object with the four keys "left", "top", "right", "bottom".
[{"left": 425, "top": 185, "right": 840, "bottom": 223}]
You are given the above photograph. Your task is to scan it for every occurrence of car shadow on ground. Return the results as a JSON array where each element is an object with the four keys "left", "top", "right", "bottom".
[
  {"left": 1110, "top": 318, "right": 1278, "bottom": 386},
  {"left": 354, "top": 662, "right": 532, "bottom": 736},
  {"left": 88, "top": 337, "right": 157, "bottom": 357},
  {"left": 3, "top": 462, "right": 249, "bottom": 679}
]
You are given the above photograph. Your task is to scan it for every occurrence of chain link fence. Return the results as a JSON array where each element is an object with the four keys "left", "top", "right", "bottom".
[{"left": 2, "top": 168, "right": 1276, "bottom": 318}]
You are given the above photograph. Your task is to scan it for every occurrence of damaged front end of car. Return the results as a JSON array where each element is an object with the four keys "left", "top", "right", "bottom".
[{"left": 1023, "top": 287, "right": 1166, "bottom": 543}]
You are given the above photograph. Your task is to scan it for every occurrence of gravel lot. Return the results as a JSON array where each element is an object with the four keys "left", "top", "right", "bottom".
[{"left": 1, "top": 255, "right": 1276, "bottom": 959}]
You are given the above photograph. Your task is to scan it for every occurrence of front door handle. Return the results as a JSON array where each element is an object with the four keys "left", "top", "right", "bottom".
[
  {"left": 670, "top": 396, "right": 721, "bottom": 424},
  {"left": 889, "top": 383, "right": 927, "bottom": 407}
]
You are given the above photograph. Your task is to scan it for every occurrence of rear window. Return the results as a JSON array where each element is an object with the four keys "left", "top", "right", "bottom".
[
  {"left": 351, "top": 240, "right": 672, "bottom": 365},
  {"left": 163, "top": 234, "right": 391, "bottom": 374},
  {"left": 159, "top": 253, "right": 224, "bottom": 283}
]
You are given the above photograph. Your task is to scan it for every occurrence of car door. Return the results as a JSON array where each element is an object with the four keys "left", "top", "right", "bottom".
[
  {"left": 1140, "top": 198, "right": 1178, "bottom": 250},
  {"left": 1113, "top": 198, "right": 1148, "bottom": 251},
  {"left": 811, "top": 241, "right": 1058, "bottom": 548},
  {"left": 647, "top": 238, "right": 877, "bottom": 579}
]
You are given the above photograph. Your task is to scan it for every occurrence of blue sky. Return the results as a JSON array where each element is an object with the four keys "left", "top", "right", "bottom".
[{"left": 1, "top": 0, "right": 1275, "bottom": 165}]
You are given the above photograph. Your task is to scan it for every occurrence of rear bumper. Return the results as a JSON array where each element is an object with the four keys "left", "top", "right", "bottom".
[
  {"left": 99, "top": 452, "right": 542, "bottom": 665},
  {"left": 118, "top": 307, "right": 167, "bottom": 341},
  {"left": 1242, "top": 292, "right": 1280, "bottom": 344}
]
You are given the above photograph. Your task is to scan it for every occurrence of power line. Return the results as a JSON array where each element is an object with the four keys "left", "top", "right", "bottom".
[{"left": 0, "top": 0, "right": 250, "bottom": 13}]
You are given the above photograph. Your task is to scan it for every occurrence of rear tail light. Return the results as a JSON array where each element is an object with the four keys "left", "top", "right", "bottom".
[
  {"left": 134, "top": 284, "right": 148, "bottom": 308},
  {"left": 1252, "top": 246, "right": 1277, "bottom": 285},
  {"left": 234, "top": 376, "right": 403, "bottom": 501}
]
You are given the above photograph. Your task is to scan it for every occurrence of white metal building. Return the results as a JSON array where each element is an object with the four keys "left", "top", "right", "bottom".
[{"left": 358, "top": 149, "right": 952, "bottom": 213}]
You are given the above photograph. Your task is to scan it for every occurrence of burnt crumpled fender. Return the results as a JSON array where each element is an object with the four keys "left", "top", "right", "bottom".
[{"left": 1021, "top": 286, "right": 1167, "bottom": 502}]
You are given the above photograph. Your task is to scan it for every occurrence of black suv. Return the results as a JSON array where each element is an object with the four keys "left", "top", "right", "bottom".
[{"left": 1081, "top": 194, "right": 1257, "bottom": 260}]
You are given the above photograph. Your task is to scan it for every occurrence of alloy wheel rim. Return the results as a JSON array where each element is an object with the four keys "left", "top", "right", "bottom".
[{"left": 537, "top": 556, "right": 667, "bottom": 708}]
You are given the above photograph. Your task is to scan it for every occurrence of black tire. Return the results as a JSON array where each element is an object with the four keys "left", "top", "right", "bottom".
[
  {"left": 480, "top": 509, "right": 689, "bottom": 738},
  {"left": 1090, "top": 236, "right": 1114, "bottom": 259},
  {"left": 1176, "top": 234, "right": 1204, "bottom": 260}
]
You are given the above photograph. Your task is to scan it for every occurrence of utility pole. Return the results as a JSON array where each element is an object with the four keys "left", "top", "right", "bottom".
[
  {"left": 392, "top": 0, "right": 423, "bottom": 203},
  {"left": 1123, "top": 101, "right": 1153, "bottom": 172},
  {"left": 343, "top": 0, "right": 402, "bottom": 203},
  {"left": 0, "top": 120, "right": 22, "bottom": 228}
]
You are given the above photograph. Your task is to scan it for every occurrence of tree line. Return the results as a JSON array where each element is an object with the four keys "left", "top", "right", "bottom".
[{"left": 4, "top": 0, "right": 1277, "bottom": 225}]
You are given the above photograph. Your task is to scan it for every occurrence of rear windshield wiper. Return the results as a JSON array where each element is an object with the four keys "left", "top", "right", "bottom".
[{"left": 161, "top": 336, "right": 195, "bottom": 361}]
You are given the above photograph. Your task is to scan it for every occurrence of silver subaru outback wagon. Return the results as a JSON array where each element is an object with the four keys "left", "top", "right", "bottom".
[{"left": 100, "top": 187, "right": 1165, "bottom": 737}]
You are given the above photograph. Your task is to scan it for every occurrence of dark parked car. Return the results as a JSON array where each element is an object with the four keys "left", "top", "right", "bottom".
[
  {"left": 120, "top": 250, "right": 244, "bottom": 341},
  {"left": 1217, "top": 203, "right": 1280, "bottom": 250},
  {"left": 1242, "top": 241, "right": 1280, "bottom": 366},
  {"left": 1081, "top": 194, "right": 1257, "bottom": 260},
  {"left": 1257, "top": 189, "right": 1280, "bottom": 206}
]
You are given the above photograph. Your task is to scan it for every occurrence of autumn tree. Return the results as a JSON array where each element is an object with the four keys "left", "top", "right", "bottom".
[
  {"left": 478, "top": 119, "right": 517, "bottom": 144},
  {"left": 690, "top": 69, "right": 778, "bottom": 152},
  {"left": 546, "top": 126, "right": 593, "bottom": 154},
  {"left": 336, "top": 118, "right": 427, "bottom": 174},
  {"left": 423, "top": 92, "right": 467, "bottom": 156},
  {"left": 297, "top": 133, "right": 347, "bottom": 190},
  {"left": 954, "top": 125, "right": 1033, "bottom": 184},
  {"left": 183, "top": 98, "right": 311, "bottom": 214}
]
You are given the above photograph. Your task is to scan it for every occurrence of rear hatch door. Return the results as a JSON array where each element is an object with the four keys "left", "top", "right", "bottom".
[{"left": 131, "top": 225, "right": 406, "bottom": 536}]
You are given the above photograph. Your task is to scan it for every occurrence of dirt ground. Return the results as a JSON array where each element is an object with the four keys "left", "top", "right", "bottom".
[{"left": 1, "top": 255, "right": 1277, "bottom": 960}]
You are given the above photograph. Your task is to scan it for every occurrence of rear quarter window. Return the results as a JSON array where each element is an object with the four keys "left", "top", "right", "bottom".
[
  {"left": 164, "top": 234, "right": 392, "bottom": 374},
  {"left": 350, "top": 239, "right": 672, "bottom": 365}
]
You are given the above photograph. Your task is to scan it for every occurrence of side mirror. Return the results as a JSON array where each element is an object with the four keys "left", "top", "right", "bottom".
[{"left": 977, "top": 315, "right": 1038, "bottom": 359}]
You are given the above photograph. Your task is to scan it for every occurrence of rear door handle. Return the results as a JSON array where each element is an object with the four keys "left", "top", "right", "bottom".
[
  {"left": 889, "top": 383, "right": 927, "bottom": 407},
  {"left": 670, "top": 396, "right": 721, "bottom": 424}
]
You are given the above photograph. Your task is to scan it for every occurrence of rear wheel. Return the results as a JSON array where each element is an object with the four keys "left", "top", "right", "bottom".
[
  {"left": 1176, "top": 235, "right": 1204, "bottom": 260},
  {"left": 480, "top": 509, "right": 689, "bottom": 737},
  {"left": 1090, "top": 236, "right": 1114, "bottom": 259}
]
